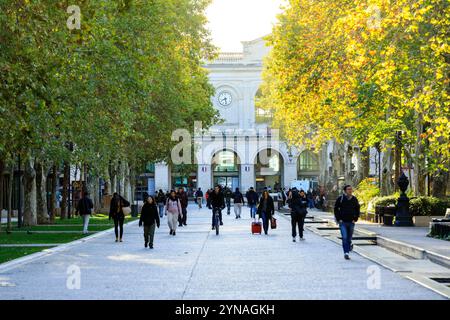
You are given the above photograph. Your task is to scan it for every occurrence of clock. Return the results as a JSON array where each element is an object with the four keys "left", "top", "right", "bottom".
[{"left": 217, "top": 91, "right": 232, "bottom": 107}]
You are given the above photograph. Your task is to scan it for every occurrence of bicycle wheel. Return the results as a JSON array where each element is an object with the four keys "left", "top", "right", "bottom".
[{"left": 215, "top": 214, "right": 220, "bottom": 236}]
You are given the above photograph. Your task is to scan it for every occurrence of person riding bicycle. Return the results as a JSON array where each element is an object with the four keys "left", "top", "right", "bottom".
[{"left": 209, "top": 185, "right": 225, "bottom": 230}]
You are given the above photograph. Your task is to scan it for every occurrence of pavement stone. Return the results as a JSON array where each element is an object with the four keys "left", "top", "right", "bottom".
[{"left": 0, "top": 205, "right": 444, "bottom": 300}]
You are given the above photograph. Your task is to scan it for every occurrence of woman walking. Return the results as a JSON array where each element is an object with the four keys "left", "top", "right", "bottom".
[
  {"left": 139, "top": 196, "right": 160, "bottom": 249},
  {"left": 256, "top": 190, "right": 275, "bottom": 235},
  {"left": 109, "top": 193, "right": 130, "bottom": 242},
  {"left": 166, "top": 190, "right": 182, "bottom": 236}
]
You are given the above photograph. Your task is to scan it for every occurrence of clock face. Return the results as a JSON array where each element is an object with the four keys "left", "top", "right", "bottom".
[{"left": 218, "top": 91, "right": 232, "bottom": 107}]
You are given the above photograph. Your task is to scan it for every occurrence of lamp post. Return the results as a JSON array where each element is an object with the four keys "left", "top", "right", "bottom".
[{"left": 395, "top": 172, "right": 414, "bottom": 226}]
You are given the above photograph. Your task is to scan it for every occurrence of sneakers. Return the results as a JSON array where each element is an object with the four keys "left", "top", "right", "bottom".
[
  {"left": 212, "top": 226, "right": 215, "bottom": 230},
  {"left": 115, "top": 238, "right": 119, "bottom": 242},
  {"left": 145, "top": 242, "right": 148, "bottom": 248},
  {"left": 350, "top": 243, "right": 354, "bottom": 252},
  {"left": 293, "top": 237, "right": 296, "bottom": 242},
  {"left": 173, "top": 231, "right": 176, "bottom": 236},
  {"left": 119, "top": 238, "right": 123, "bottom": 242},
  {"left": 300, "top": 237, "right": 305, "bottom": 241},
  {"left": 149, "top": 244, "right": 154, "bottom": 249},
  {"left": 170, "top": 230, "right": 173, "bottom": 235},
  {"left": 344, "top": 253, "right": 350, "bottom": 260}
]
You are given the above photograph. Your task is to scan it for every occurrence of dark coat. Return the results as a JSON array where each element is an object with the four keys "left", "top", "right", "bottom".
[
  {"left": 289, "top": 192, "right": 308, "bottom": 215},
  {"left": 233, "top": 191, "right": 244, "bottom": 204},
  {"left": 77, "top": 197, "right": 93, "bottom": 216},
  {"left": 334, "top": 194, "right": 360, "bottom": 223},
  {"left": 246, "top": 190, "right": 259, "bottom": 205},
  {"left": 178, "top": 192, "right": 189, "bottom": 209},
  {"left": 156, "top": 192, "right": 166, "bottom": 204},
  {"left": 109, "top": 196, "right": 130, "bottom": 220},
  {"left": 139, "top": 203, "right": 160, "bottom": 227},
  {"left": 209, "top": 191, "right": 225, "bottom": 209},
  {"left": 257, "top": 196, "right": 275, "bottom": 219}
]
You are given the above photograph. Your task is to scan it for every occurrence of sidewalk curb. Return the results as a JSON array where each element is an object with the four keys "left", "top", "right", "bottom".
[
  {"left": 356, "top": 226, "right": 450, "bottom": 269},
  {"left": 0, "top": 220, "right": 139, "bottom": 273}
]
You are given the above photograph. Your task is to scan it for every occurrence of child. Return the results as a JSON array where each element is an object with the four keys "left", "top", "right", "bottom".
[{"left": 139, "top": 196, "right": 160, "bottom": 249}]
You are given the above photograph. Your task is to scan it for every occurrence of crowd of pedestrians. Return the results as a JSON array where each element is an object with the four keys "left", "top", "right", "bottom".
[{"left": 76, "top": 183, "right": 360, "bottom": 260}]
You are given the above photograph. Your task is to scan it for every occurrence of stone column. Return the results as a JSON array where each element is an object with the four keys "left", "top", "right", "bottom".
[
  {"left": 154, "top": 163, "right": 170, "bottom": 192},
  {"left": 284, "top": 163, "right": 298, "bottom": 189},
  {"left": 240, "top": 164, "right": 255, "bottom": 191},
  {"left": 197, "top": 164, "right": 212, "bottom": 192}
]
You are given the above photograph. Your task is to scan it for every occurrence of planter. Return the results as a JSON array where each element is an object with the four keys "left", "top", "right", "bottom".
[
  {"left": 383, "top": 215, "right": 394, "bottom": 226},
  {"left": 413, "top": 216, "right": 444, "bottom": 227}
]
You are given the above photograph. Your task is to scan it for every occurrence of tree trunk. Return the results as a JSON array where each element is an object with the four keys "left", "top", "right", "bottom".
[
  {"left": 35, "top": 161, "right": 49, "bottom": 224},
  {"left": 0, "top": 158, "right": 4, "bottom": 232},
  {"left": 23, "top": 157, "right": 37, "bottom": 226},
  {"left": 431, "top": 168, "right": 448, "bottom": 198},
  {"left": 353, "top": 148, "right": 370, "bottom": 186},
  {"left": 109, "top": 161, "right": 117, "bottom": 194},
  {"left": 412, "top": 114, "right": 426, "bottom": 196},
  {"left": 7, "top": 166, "right": 13, "bottom": 232},
  {"left": 381, "top": 148, "right": 394, "bottom": 196},
  {"left": 61, "top": 161, "right": 70, "bottom": 220},
  {"left": 49, "top": 165, "right": 57, "bottom": 224}
]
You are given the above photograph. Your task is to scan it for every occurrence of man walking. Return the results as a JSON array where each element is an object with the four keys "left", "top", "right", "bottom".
[
  {"left": 224, "top": 187, "right": 232, "bottom": 215},
  {"left": 177, "top": 187, "right": 189, "bottom": 227},
  {"left": 232, "top": 187, "right": 244, "bottom": 219},
  {"left": 246, "top": 187, "right": 258, "bottom": 219},
  {"left": 195, "top": 188, "right": 204, "bottom": 209},
  {"left": 334, "top": 185, "right": 360, "bottom": 260},
  {"left": 76, "top": 191, "right": 94, "bottom": 234}
]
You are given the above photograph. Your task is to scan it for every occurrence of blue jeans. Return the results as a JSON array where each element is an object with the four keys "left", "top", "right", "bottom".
[
  {"left": 158, "top": 203, "right": 165, "bottom": 218},
  {"left": 249, "top": 205, "right": 257, "bottom": 218},
  {"left": 260, "top": 211, "right": 269, "bottom": 234},
  {"left": 308, "top": 199, "right": 315, "bottom": 209},
  {"left": 339, "top": 222, "right": 355, "bottom": 254}
]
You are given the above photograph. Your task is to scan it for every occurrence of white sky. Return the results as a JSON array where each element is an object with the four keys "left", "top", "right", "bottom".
[{"left": 206, "top": 0, "right": 285, "bottom": 52}]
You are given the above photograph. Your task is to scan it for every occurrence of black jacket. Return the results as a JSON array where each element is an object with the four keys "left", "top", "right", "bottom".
[
  {"left": 139, "top": 203, "right": 160, "bottom": 227},
  {"left": 156, "top": 193, "right": 166, "bottom": 204},
  {"left": 256, "top": 196, "right": 275, "bottom": 219},
  {"left": 109, "top": 196, "right": 130, "bottom": 219},
  {"left": 209, "top": 191, "right": 225, "bottom": 209},
  {"left": 289, "top": 192, "right": 308, "bottom": 215},
  {"left": 77, "top": 197, "right": 93, "bottom": 216},
  {"left": 195, "top": 190, "right": 204, "bottom": 197},
  {"left": 178, "top": 192, "right": 189, "bottom": 209},
  {"left": 334, "top": 194, "right": 360, "bottom": 223},
  {"left": 233, "top": 191, "right": 244, "bottom": 204},
  {"left": 246, "top": 190, "right": 259, "bottom": 205}
]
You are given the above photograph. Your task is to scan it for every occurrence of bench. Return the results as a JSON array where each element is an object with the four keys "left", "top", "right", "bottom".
[{"left": 429, "top": 209, "right": 450, "bottom": 239}]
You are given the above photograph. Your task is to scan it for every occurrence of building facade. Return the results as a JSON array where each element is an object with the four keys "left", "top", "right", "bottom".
[{"left": 152, "top": 37, "right": 321, "bottom": 195}]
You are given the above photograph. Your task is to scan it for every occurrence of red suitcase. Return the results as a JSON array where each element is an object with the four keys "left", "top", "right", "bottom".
[{"left": 252, "top": 222, "right": 262, "bottom": 234}]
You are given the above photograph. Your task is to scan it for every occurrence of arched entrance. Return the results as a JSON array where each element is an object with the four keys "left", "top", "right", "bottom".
[
  {"left": 212, "top": 150, "right": 240, "bottom": 190},
  {"left": 255, "top": 149, "right": 283, "bottom": 193}
]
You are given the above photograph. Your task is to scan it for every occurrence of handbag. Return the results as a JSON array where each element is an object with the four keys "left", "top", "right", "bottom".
[
  {"left": 122, "top": 206, "right": 132, "bottom": 216},
  {"left": 270, "top": 217, "right": 277, "bottom": 229}
]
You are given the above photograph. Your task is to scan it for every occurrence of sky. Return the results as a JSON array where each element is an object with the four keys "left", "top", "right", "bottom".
[{"left": 206, "top": 0, "right": 285, "bottom": 52}]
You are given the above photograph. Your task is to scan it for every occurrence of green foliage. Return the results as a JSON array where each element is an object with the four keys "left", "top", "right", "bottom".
[
  {"left": 0, "top": 0, "right": 218, "bottom": 172},
  {"left": 354, "top": 178, "right": 380, "bottom": 211},
  {"left": 409, "top": 197, "right": 450, "bottom": 216},
  {"left": 371, "top": 195, "right": 398, "bottom": 208}
]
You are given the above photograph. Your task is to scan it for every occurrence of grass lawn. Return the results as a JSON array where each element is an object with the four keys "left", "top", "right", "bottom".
[
  {"left": 10, "top": 225, "right": 113, "bottom": 232},
  {"left": 0, "top": 232, "right": 90, "bottom": 245},
  {"left": 0, "top": 247, "right": 54, "bottom": 264}
]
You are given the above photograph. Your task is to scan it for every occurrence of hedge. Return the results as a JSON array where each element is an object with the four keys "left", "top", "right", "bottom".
[{"left": 369, "top": 196, "right": 450, "bottom": 216}]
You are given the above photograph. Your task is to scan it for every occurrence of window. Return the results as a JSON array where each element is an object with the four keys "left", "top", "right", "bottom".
[
  {"left": 298, "top": 151, "right": 319, "bottom": 172},
  {"left": 212, "top": 151, "right": 239, "bottom": 172}
]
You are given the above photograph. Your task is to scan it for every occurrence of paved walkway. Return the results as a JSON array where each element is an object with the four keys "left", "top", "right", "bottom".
[
  {"left": 308, "top": 209, "right": 450, "bottom": 259},
  {"left": 0, "top": 205, "right": 443, "bottom": 299}
]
